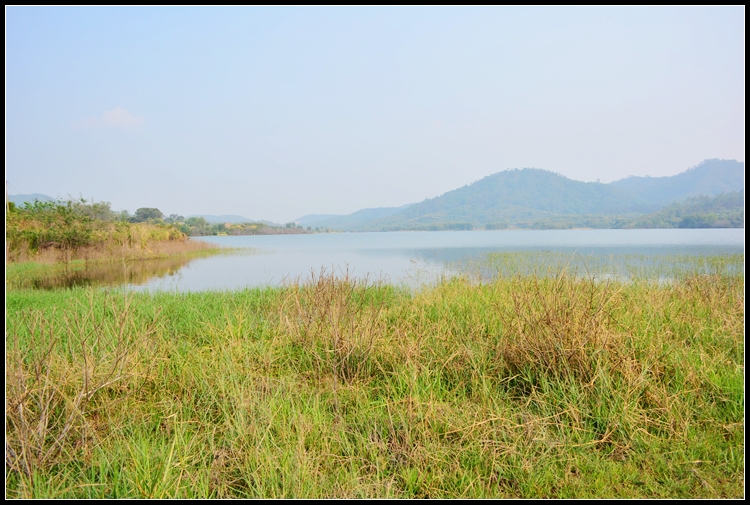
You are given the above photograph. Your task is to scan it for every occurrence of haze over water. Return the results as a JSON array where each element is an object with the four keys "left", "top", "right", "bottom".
[{"left": 125, "top": 229, "right": 744, "bottom": 292}]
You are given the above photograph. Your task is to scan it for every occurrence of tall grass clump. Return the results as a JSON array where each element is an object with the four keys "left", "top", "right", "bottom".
[
  {"left": 497, "top": 271, "right": 621, "bottom": 382},
  {"left": 6, "top": 292, "right": 159, "bottom": 495},
  {"left": 278, "top": 268, "right": 393, "bottom": 385}
]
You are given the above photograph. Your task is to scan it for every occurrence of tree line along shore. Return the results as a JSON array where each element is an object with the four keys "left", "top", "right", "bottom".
[{"left": 5, "top": 198, "right": 311, "bottom": 264}]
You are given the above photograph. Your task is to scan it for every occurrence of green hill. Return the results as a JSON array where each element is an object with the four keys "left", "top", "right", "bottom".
[
  {"left": 610, "top": 159, "right": 744, "bottom": 206},
  {"left": 355, "top": 169, "right": 646, "bottom": 231},
  {"left": 333, "top": 159, "right": 744, "bottom": 231},
  {"left": 622, "top": 190, "right": 744, "bottom": 229}
]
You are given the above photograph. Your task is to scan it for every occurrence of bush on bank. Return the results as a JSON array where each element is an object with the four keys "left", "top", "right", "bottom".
[{"left": 6, "top": 199, "right": 188, "bottom": 262}]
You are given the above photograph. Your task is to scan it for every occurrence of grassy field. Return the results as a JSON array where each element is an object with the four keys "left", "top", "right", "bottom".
[{"left": 5, "top": 261, "right": 745, "bottom": 498}]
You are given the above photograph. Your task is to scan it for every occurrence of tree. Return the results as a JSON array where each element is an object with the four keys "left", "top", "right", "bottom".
[
  {"left": 185, "top": 216, "right": 209, "bottom": 227},
  {"left": 70, "top": 199, "right": 118, "bottom": 221},
  {"left": 183, "top": 216, "right": 212, "bottom": 236},
  {"left": 132, "top": 208, "right": 164, "bottom": 222}
]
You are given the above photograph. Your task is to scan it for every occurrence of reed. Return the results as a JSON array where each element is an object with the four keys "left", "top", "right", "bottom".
[{"left": 5, "top": 240, "right": 225, "bottom": 291}]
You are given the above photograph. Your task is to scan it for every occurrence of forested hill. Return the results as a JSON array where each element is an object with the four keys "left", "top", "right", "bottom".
[
  {"left": 357, "top": 169, "right": 644, "bottom": 231},
  {"left": 343, "top": 159, "right": 744, "bottom": 231},
  {"left": 609, "top": 159, "right": 744, "bottom": 206},
  {"left": 623, "top": 190, "right": 744, "bottom": 229}
]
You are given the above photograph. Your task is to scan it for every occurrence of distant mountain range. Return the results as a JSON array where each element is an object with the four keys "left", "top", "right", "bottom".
[
  {"left": 296, "top": 214, "right": 342, "bottom": 226},
  {"left": 187, "top": 215, "right": 257, "bottom": 224},
  {"left": 8, "top": 193, "right": 57, "bottom": 206},
  {"left": 296, "top": 204, "right": 414, "bottom": 230},
  {"left": 296, "top": 159, "right": 744, "bottom": 230}
]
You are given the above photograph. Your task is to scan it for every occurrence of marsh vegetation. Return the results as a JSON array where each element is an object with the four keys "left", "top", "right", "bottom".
[
  {"left": 5, "top": 257, "right": 744, "bottom": 498},
  {"left": 5, "top": 198, "right": 213, "bottom": 264}
]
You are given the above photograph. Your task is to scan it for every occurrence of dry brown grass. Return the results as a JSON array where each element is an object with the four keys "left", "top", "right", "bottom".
[
  {"left": 80, "top": 237, "right": 215, "bottom": 261},
  {"left": 497, "top": 273, "right": 623, "bottom": 383},
  {"left": 8, "top": 237, "right": 214, "bottom": 264}
]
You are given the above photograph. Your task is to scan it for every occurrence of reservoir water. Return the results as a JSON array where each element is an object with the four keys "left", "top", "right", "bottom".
[{"left": 122, "top": 228, "right": 744, "bottom": 292}]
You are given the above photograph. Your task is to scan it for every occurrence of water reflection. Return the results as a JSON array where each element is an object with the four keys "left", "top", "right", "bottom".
[
  {"left": 130, "top": 232, "right": 742, "bottom": 292},
  {"left": 28, "top": 256, "right": 195, "bottom": 290},
  {"left": 15, "top": 229, "right": 744, "bottom": 291}
]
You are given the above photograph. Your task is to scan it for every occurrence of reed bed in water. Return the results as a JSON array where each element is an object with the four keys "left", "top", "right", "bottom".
[
  {"left": 5, "top": 265, "right": 744, "bottom": 498},
  {"left": 5, "top": 240, "right": 232, "bottom": 291},
  {"left": 452, "top": 251, "right": 745, "bottom": 283},
  {"left": 8, "top": 234, "right": 218, "bottom": 265}
]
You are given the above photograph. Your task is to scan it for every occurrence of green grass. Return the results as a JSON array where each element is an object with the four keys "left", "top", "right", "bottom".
[{"left": 5, "top": 262, "right": 744, "bottom": 498}]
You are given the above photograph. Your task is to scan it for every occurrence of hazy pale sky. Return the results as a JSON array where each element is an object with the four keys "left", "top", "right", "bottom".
[{"left": 6, "top": 6, "right": 745, "bottom": 223}]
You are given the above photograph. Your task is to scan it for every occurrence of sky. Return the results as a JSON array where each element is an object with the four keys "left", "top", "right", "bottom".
[{"left": 5, "top": 6, "right": 745, "bottom": 223}]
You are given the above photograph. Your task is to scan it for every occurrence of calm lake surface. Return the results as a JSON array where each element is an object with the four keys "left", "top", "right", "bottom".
[{"left": 124, "top": 229, "right": 744, "bottom": 292}]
